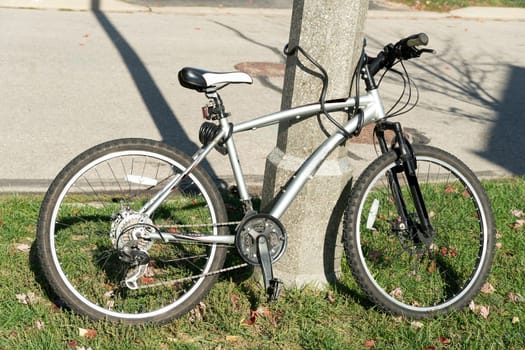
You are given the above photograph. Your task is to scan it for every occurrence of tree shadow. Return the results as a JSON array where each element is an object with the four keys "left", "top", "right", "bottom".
[
  {"left": 477, "top": 65, "right": 525, "bottom": 175},
  {"left": 91, "top": 0, "right": 221, "bottom": 179},
  {"left": 368, "top": 35, "right": 525, "bottom": 175}
]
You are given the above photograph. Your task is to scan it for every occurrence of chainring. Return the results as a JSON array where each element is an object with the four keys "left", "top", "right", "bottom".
[{"left": 235, "top": 213, "right": 287, "bottom": 265}]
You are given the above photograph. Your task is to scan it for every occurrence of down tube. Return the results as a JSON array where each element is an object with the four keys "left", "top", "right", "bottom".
[{"left": 269, "top": 117, "right": 360, "bottom": 219}]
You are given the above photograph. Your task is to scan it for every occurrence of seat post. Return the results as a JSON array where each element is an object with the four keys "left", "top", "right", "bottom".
[{"left": 205, "top": 90, "right": 229, "bottom": 120}]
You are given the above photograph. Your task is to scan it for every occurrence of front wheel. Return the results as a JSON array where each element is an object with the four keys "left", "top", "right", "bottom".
[
  {"left": 344, "top": 145, "right": 495, "bottom": 318},
  {"left": 37, "top": 138, "right": 229, "bottom": 324}
]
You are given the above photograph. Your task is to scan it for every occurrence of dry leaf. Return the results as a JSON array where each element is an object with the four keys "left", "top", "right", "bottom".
[
  {"left": 479, "top": 306, "right": 490, "bottom": 319},
  {"left": 469, "top": 300, "right": 477, "bottom": 313},
  {"left": 226, "top": 335, "right": 241, "bottom": 343},
  {"left": 512, "top": 316, "right": 520, "bottom": 324},
  {"left": 508, "top": 292, "right": 525, "bottom": 303},
  {"left": 35, "top": 321, "right": 44, "bottom": 331},
  {"left": 189, "top": 302, "right": 206, "bottom": 323},
  {"left": 78, "top": 328, "right": 97, "bottom": 338},
  {"left": 444, "top": 185, "right": 456, "bottom": 194},
  {"left": 496, "top": 242, "right": 502, "bottom": 249},
  {"left": 510, "top": 209, "right": 524, "bottom": 217},
  {"left": 16, "top": 292, "right": 40, "bottom": 305},
  {"left": 365, "top": 339, "right": 376, "bottom": 348},
  {"left": 411, "top": 321, "right": 424, "bottom": 329},
  {"left": 15, "top": 243, "right": 31, "bottom": 252},
  {"left": 512, "top": 219, "right": 525, "bottom": 230},
  {"left": 428, "top": 260, "right": 436, "bottom": 273},
  {"left": 241, "top": 309, "right": 258, "bottom": 326},
  {"left": 480, "top": 282, "right": 495, "bottom": 294},
  {"left": 230, "top": 294, "right": 240, "bottom": 310},
  {"left": 439, "top": 336, "right": 451, "bottom": 345},
  {"left": 390, "top": 287, "right": 403, "bottom": 299},
  {"left": 326, "top": 291, "right": 336, "bottom": 304}
]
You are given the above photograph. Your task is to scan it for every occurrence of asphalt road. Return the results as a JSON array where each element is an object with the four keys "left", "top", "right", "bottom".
[{"left": 1, "top": 4, "right": 524, "bottom": 192}]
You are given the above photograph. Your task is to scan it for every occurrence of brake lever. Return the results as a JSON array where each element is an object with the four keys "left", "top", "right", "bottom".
[{"left": 419, "top": 48, "right": 436, "bottom": 55}]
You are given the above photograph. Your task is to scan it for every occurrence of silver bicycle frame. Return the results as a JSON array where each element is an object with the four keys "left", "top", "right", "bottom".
[{"left": 141, "top": 88, "right": 386, "bottom": 245}]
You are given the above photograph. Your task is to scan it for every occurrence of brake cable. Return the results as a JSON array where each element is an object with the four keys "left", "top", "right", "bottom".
[{"left": 284, "top": 44, "right": 353, "bottom": 139}]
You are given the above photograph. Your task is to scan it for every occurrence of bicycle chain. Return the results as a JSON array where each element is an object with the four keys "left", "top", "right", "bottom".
[
  {"left": 134, "top": 262, "right": 249, "bottom": 290},
  {"left": 134, "top": 220, "right": 246, "bottom": 289},
  {"left": 156, "top": 220, "right": 241, "bottom": 229}
]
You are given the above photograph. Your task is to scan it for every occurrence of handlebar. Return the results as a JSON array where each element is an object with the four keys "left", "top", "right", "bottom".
[{"left": 367, "top": 33, "right": 434, "bottom": 77}]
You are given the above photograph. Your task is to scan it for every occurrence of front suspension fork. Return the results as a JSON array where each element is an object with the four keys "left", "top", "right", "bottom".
[{"left": 374, "top": 121, "right": 434, "bottom": 242}]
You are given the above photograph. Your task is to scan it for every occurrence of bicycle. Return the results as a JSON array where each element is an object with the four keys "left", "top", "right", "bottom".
[{"left": 36, "top": 33, "right": 495, "bottom": 324}]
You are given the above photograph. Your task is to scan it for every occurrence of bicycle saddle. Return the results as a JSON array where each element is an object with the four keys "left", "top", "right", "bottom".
[{"left": 178, "top": 67, "right": 253, "bottom": 92}]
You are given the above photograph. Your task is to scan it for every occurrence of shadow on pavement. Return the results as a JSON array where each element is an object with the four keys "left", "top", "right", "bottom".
[
  {"left": 90, "top": 0, "right": 219, "bottom": 178},
  {"left": 478, "top": 65, "right": 525, "bottom": 175}
]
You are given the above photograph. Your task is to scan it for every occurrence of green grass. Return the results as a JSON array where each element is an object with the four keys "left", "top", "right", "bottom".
[
  {"left": 391, "top": 0, "right": 525, "bottom": 11},
  {"left": 1, "top": 178, "right": 524, "bottom": 349}
]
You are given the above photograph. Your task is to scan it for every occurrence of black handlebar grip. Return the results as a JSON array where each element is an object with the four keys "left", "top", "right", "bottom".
[{"left": 405, "top": 33, "right": 429, "bottom": 47}]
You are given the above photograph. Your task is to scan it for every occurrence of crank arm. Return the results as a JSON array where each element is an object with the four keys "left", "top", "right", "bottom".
[{"left": 257, "top": 236, "right": 282, "bottom": 301}]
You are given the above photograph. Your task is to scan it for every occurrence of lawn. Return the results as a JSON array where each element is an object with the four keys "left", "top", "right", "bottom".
[
  {"left": 390, "top": 0, "right": 525, "bottom": 11},
  {"left": 0, "top": 178, "right": 524, "bottom": 349}
]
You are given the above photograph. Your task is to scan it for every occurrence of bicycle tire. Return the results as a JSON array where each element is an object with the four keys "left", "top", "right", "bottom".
[
  {"left": 343, "top": 144, "right": 495, "bottom": 318},
  {"left": 37, "top": 138, "right": 228, "bottom": 324}
]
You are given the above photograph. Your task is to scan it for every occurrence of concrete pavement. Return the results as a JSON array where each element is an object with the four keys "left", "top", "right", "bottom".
[{"left": 1, "top": 1, "right": 524, "bottom": 192}]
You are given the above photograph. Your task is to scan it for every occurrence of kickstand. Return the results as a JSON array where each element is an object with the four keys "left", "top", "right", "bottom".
[{"left": 257, "top": 235, "right": 282, "bottom": 301}]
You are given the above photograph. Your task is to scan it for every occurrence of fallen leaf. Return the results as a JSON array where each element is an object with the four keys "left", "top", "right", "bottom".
[
  {"left": 424, "top": 347, "right": 436, "bottom": 350},
  {"left": 141, "top": 276, "right": 154, "bottom": 284},
  {"left": 508, "top": 292, "right": 525, "bottom": 303},
  {"left": 241, "top": 309, "right": 258, "bottom": 326},
  {"left": 439, "top": 336, "right": 451, "bottom": 345},
  {"left": 496, "top": 242, "right": 502, "bottom": 249},
  {"left": 479, "top": 306, "right": 490, "bottom": 319},
  {"left": 230, "top": 294, "right": 240, "bottom": 310},
  {"left": 15, "top": 243, "right": 31, "bottom": 252},
  {"left": 365, "top": 339, "right": 376, "bottom": 348},
  {"left": 512, "top": 316, "right": 520, "bottom": 324},
  {"left": 326, "top": 291, "right": 336, "bottom": 304},
  {"left": 189, "top": 302, "right": 206, "bottom": 323},
  {"left": 16, "top": 292, "right": 40, "bottom": 305},
  {"left": 512, "top": 219, "right": 525, "bottom": 230},
  {"left": 35, "top": 320, "right": 44, "bottom": 331},
  {"left": 255, "top": 305, "right": 271, "bottom": 317},
  {"left": 66, "top": 340, "right": 78, "bottom": 348},
  {"left": 480, "top": 282, "right": 495, "bottom": 294},
  {"left": 411, "top": 321, "right": 424, "bottom": 329},
  {"left": 444, "top": 185, "right": 456, "bottom": 194},
  {"left": 470, "top": 300, "right": 490, "bottom": 319},
  {"left": 496, "top": 232, "right": 503, "bottom": 239},
  {"left": 390, "top": 287, "right": 403, "bottom": 299},
  {"left": 428, "top": 260, "right": 436, "bottom": 273},
  {"left": 510, "top": 209, "right": 524, "bottom": 217},
  {"left": 78, "top": 328, "right": 97, "bottom": 338},
  {"left": 226, "top": 335, "right": 241, "bottom": 343},
  {"left": 462, "top": 189, "right": 471, "bottom": 198}
]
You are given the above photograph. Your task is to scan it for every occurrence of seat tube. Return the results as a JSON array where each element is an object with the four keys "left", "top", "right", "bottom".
[{"left": 219, "top": 118, "right": 251, "bottom": 202}]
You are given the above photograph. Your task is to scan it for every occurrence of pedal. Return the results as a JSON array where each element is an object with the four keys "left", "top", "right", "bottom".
[{"left": 267, "top": 278, "right": 282, "bottom": 301}]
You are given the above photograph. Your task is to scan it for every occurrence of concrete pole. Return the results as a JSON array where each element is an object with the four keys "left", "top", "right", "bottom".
[{"left": 261, "top": 0, "right": 369, "bottom": 287}]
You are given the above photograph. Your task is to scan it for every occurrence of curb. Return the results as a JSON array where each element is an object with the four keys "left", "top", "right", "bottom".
[{"left": 1, "top": 0, "right": 525, "bottom": 20}]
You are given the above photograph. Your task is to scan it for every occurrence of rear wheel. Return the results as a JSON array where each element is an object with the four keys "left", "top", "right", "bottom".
[
  {"left": 37, "top": 138, "right": 228, "bottom": 324},
  {"left": 344, "top": 145, "right": 495, "bottom": 318}
]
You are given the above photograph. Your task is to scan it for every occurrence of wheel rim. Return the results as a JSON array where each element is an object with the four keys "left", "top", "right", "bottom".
[
  {"left": 355, "top": 155, "right": 490, "bottom": 313},
  {"left": 48, "top": 149, "right": 221, "bottom": 320}
]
